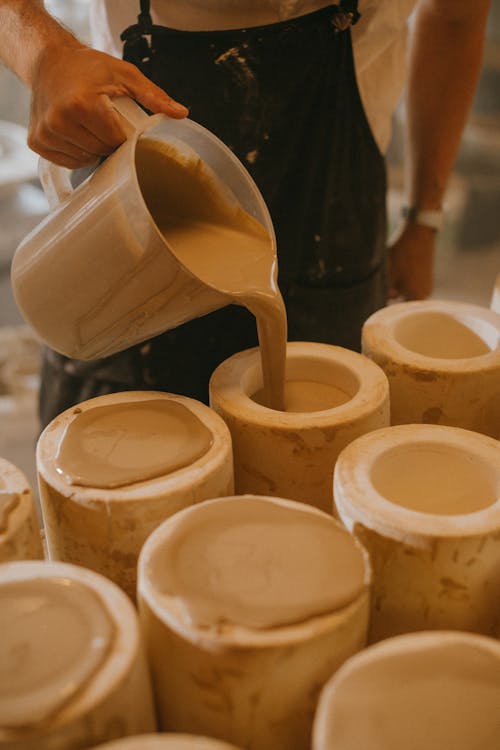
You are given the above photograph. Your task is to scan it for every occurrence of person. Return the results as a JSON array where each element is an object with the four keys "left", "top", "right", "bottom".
[{"left": 0, "top": 0, "right": 492, "bottom": 426}]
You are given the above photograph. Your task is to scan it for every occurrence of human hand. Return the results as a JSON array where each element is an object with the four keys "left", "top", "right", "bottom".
[
  {"left": 388, "top": 221, "right": 437, "bottom": 301},
  {"left": 29, "top": 41, "right": 189, "bottom": 168}
]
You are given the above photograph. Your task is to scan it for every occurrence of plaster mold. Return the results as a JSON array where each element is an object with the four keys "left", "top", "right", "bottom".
[
  {"left": 362, "top": 300, "right": 500, "bottom": 438},
  {"left": 209, "top": 342, "right": 389, "bottom": 514},
  {"left": 313, "top": 631, "right": 500, "bottom": 750},
  {"left": 91, "top": 734, "right": 243, "bottom": 749},
  {"left": 0, "top": 561, "right": 155, "bottom": 749},
  {"left": 0, "top": 457, "right": 43, "bottom": 562},
  {"left": 334, "top": 423, "right": 500, "bottom": 641},
  {"left": 37, "top": 391, "right": 234, "bottom": 599},
  {"left": 137, "top": 495, "right": 371, "bottom": 750},
  {"left": 491, "top": 272, "right": 500, "bottom": 313}
]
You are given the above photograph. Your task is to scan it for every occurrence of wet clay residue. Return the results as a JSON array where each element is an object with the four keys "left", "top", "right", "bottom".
[
  {"left": 320, "top": 639, "right": 500, "bottom": 749},
  {"left": 152, "top": 497, "right": 367, "bottom": 629},
  {"left": 55, "top": 399, "right": 214, "bottom": 488},
  {"left": 0, "top": 577, "right": 114, "bottom": 729}
]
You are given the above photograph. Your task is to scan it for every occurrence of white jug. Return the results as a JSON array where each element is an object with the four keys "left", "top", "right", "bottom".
[{"left": 11, "top": 98, "right": 275, "bottom": 360}]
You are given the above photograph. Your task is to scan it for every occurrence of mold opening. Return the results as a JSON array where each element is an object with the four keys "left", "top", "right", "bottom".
[
  {"left": 393, "top": 312, "right": 498, "bottom": 359},
  {"left": 243, "top": 355, "right": 361, "bottom": 413},
  {"left": 371, "top": 443, "right": 499, "bottom": 515}
]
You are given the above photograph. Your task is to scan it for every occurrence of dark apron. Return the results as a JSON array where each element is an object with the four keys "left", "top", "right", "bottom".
[{"left": 39, "top": 1, "right": 387, "bottom": 428}]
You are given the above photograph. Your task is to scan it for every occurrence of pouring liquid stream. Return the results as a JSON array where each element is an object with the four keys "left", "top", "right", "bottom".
[{"left": 136, "top": 138, "right": 287, "bottom": 411}]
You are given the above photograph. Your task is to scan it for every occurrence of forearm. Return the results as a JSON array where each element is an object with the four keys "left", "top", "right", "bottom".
[
  {"left": 0, "top": 0, "right": 83, "bottom": 86},
  {"left": 404, "top": 0, "right": 491, "bottom": 210}
]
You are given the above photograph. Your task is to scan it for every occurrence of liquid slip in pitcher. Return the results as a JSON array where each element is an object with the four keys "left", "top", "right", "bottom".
[{"left": 11, "top": 97, "right": 287, "bottom": 410}]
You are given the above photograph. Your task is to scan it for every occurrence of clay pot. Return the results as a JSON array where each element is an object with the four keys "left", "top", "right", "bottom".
[
  {"left": 0, "top": 560, "right": 155, "bottom": 750},
  {"left": 362, "top": 300, "right": 500, "bottom": 438},
  {"left": 313, "top": 631, "right": 500, "bottom": 749},
  {"left": 37, "top": 391, "right": 233, "bottom": 599},
  {"left": 0, "top": 457, "right": 43, "bottom": 562},
  {"left": 209, "top": 342, "right": 389, "bottom": 514},
  {"left": 334, "top": 423, "right": 500, "bottom": 642},
  {"left": 91, "top": 734, "right": 243, "bottom": 749},
  {"left": 137, "top": 495, "right": 371, "bottom": 750}
]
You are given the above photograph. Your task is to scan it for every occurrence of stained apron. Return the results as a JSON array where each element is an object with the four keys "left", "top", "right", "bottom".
[{"left": 39, "top": 1, "right": 387, "bottom": 427}]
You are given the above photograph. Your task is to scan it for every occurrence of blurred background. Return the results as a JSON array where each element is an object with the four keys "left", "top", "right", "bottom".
[{"left": 0, "top": 0, "right": 499, "bottom": 500}]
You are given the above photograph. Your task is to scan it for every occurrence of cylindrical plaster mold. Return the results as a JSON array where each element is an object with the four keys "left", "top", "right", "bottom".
[
  {"left": 362, "top": 300, "right": 500, "bottom": 438},
  {"left": 209, "top": 342, "right": 389, "bottom": 514},
  {"left": 491, "top": 272, "right": 500, "bottom": 313},
  {"left": 37, "top": 391, "right": 234, "bottom": 599},
  {"left": 137, "top": 495, "right": 371, "bottom": 750},
  {"left": 0, "top": 560, "right": 156, "bottom": 750},
  {"left": 0, "top": 457, "right": 43, "bottom": 563},
  {"left": 334, "top": 424, "right": 500, "bottom": 642},
  {"left": 313, "top": 631, "right": 500, "bottom": 750},
  {"left": 91, "top": 733, "right": 243, "bottom": 749}
]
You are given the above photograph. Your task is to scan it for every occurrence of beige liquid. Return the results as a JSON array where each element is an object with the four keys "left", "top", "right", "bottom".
[
  {"left": 136, "top": 138, "right": 287, "bottom": 411},
  {"left": 152, "top": 497, "right": 366, "bottom": 629},
  {"left": 253, "top": 379, "right": 351, "bottom": 412},
  {"left": 0, "top": 577, "right": 114, "bottom": 728},
  {"left": 0, "top": 491, "right": 19, "bottom": 534},
  {"left": 55, "top": 399, "right": 214, "bottom": 489}
]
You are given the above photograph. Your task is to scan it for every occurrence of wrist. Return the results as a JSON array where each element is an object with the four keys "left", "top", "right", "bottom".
[
  {"left": 32, "top": 36, "right": 86, "bottom": 86},
  {"left": 27, "top": 20, "right": 83, "bottom": 87}
]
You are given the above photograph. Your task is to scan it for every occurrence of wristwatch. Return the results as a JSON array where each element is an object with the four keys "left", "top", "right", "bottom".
[{"left": 401, "top": 206, "right": 444, "bottom": 231}]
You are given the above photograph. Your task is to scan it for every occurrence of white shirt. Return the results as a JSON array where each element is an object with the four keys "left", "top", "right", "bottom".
[{"left": 89, "top": 0, "right": 417, "bottom": 153}]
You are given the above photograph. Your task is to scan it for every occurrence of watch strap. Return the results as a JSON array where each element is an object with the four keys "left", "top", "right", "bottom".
[{"left": 402, "top": 206, "right": 444, "bottom": 231}]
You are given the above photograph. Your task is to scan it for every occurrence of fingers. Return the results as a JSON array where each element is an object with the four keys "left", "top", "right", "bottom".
[
  {"left": 388, "top": 286, "right": 403, "bottom": 300},
  {"left": 387, "top": 224, "right": 436, "bottom": 301},
  {"left": 388, "top": 263, "right": 418, "bottom": 301},
  {"left": 121, "top": 62, "right": 189, "bottom": 118},
  {"left": 29, "top": 121, "right": 107, "bottom": 169},
  {"left": 388, "top": 271, "right": 432, "bottom": 301},
  {"left": 28, "top": 94, "right": 129, "bottom": 168},
  {"left": 82, "top": 94, "right": 129, "bottom": 147},
  {"left": 26, "top": 48, "right": 189, "bottom": 168},
  {"left": 28, "top": 131, "right": 101, "bottom": 168},
  {"left": 32, "top": 147, "right": 95, "bottom": 170}
]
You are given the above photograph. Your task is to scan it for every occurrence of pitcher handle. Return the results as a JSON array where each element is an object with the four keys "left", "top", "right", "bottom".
[
  {"left": 38, "top": 158, "right": 74, "bottom": 211},
  {"left": 39, "top": 96, "right": 161, "bottom": 210},
  {"left": 111, "top": 95, "right": 153, "bottom": 137}
]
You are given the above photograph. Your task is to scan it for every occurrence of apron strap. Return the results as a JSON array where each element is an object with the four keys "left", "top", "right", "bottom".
[
  {"left": 138, "top": 0, "right": 153, "bottom": 32},
  {"left": 122, "top": 0, "right": 360, "bottom": 48},
  {"left": 332, "top": 1, "right": 361, "bottom": 32},
  {"left": 120, "top": 0, "right": 154, "bottom": 74}
]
